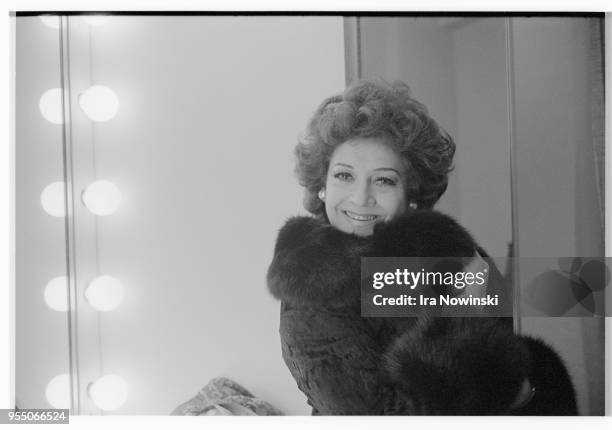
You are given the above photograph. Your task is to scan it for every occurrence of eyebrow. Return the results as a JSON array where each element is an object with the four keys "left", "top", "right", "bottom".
[
  {"left": 373, "top": 168, "right": 401, "bottom": 175},
  {"left": 331, "top": 163, "right": 401, "bottom": 175}
]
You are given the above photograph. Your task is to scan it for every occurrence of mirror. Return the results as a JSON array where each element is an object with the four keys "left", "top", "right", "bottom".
[{"left": 14, "top": 13, "right": 605, "bottom": 416}]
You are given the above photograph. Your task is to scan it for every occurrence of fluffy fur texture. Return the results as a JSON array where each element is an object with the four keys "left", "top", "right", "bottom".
[
  {"left": 267, "top": 210, "right": 478, "bottom": 308},
  {"left": 382, "top": 319, "right": 578, "bottom": 415},
  {"left": 382, "top": 317, "right": 530, "bottom": 415},
  {"left": 267, "top": 210, "right": 578, "bottom": 415},
  {"left": 267, "top": 216, "right": 370, "bottom": 308},
  {"left": 372, "top": 210, "right": 476, "bottom": 258},
  {"left": 510, "top": 336, "right": 578, "bottom": 415}
]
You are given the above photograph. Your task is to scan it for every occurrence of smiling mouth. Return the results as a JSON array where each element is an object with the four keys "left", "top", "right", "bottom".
[{"left": 343, "top": 210, "right": 379, "bottom": 222}]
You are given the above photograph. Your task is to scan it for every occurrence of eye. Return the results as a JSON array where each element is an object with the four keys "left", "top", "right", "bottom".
[
  {"left": 333, "top": 171, "right": 353, "bottom": 182},
  {"left": 374, "top": 176, "right": 398, "bottom": 187}
]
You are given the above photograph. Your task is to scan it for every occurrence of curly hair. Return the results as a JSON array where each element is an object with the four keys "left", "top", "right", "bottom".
[{"left": 295, "top": 79, "right": 455, "bottom": 217}]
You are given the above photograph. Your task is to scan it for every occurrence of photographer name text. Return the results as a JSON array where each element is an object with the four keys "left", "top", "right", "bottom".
[{"left": 372, "top": 294, "right": 499, "bottom": 307}]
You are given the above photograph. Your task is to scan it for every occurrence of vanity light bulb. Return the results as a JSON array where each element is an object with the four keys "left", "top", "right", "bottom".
[
  {"left": 85, "top": 276, "right": 124, "bottom": 311},
  {"left": 45, "top": 374, "right": 70, "bottom": 409},
  {"left": 83, "top": 15, "right": 109, "bottom": 26},
  {"left": 40, "top": 182, "right": 65, "bottom": 217},
  {"left": 40, "top": 15, "right": 60, "bottom": 29},
  {"left": 82, "top": 180, "right": 121, "bottom": 216},
  {"left": 39, "top": 88, "right": 64, "bottom": 124},
  {"left": 88, "top": 375, "right": 128, "bottom": 411},
  {"left": 78, "top": 85, "right": 119, "bottom": 122},
  {"left": 44, "top": 276, "right": 69, "bottom": 312}
]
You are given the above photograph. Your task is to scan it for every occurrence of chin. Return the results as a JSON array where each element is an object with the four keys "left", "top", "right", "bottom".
[
  {"left": 351, "top": 228, "right": 374, "bottom": 237},
  {"left": 349, "top": 221, "right": 383, "bottom": 237}
]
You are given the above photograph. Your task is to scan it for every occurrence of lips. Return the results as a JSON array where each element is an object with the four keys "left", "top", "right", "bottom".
[{"left": 343, "top": 210, "right": 379, "bottom": 222}]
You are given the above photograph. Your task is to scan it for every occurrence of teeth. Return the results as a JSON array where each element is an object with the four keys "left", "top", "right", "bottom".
[{"left": 345, "top": 211, "right": 377, "bottom": 221}]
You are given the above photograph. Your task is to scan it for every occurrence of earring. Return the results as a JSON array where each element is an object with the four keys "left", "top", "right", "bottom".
[
  {"left": 318, "top": 189, "right": 326, "bottom": 201},
  {"left": 409, "top": 201, "right": 418, "bottom": 210}
]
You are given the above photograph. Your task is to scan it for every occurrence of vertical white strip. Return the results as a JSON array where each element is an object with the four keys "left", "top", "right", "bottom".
[
  {"left": 59, "top": 15, "right": 81, "bottom": 414},
  {"left": 5, "top": 13, "right": 16, "bottom": 410}
]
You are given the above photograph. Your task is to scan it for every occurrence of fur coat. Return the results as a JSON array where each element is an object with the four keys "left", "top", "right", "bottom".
[{"left": 266, "top": 210, "right": 577, "bottom": 415}]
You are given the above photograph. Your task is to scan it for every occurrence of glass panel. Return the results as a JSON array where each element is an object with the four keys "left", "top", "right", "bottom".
[
  {"left": 510, "top": 16, "right": 605, "bottom": 416},
  {"left": 359, "top": 17, "right": 513, "bottom": 271},
  {"left": 357, "top": 15, "right": 606, "bottom": 416}
]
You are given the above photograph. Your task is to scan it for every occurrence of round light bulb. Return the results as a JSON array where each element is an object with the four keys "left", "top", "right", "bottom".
[
  {"left": 83, "top": 15, "right": 109, "bottom": 26},
  {"left": 46, "top": 374, "right": 71, "bottom": 409},
  {"left": 82, "top": 180, "right": 121, "bottom": 216},
  {"left": 78, "top": 85, "right": 119, "bottom": 122},
  {"left": 40, "top": 182, "right": 65, "bottom": 217},
  {"left": 88, "top": 375, "right": 128, "bottom": 411},
  {"left": 39, "top": 88, "right": 64, "bottom": 124},
  {"left": 85, "top": 276, "right": 124, "bottom": 311},
  {"left": 40, "top": 15, "right": 60, "bottom": 29},
  {"left": 44, "top": 276, "right": 69, "bottom": 312}
]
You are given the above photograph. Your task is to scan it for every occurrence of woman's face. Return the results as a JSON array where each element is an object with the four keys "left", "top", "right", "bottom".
[{"left": 324, "top": 138, "right": 407, "bottom": 236}]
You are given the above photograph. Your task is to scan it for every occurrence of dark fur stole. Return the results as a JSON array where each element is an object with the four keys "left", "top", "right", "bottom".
[
  {"left": 371, "top": 210, "right": 477, "bottom": 258},
  {"left": 381, "top": 317, "right": 578, "bottom": 415},
  {"left": 382, "top": 317, "right": 530, "bottom": 414},
  {"left": 266, "top": 211, "right": 578, "bottom": 415},
  {"left": 266, "top": 210, "right": 478, "bottom": 308},
  {"left": 266, "top": 216, "right": 370, "bottom": 308}
]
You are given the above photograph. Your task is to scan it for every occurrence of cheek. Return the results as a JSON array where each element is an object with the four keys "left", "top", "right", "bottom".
[
  {"left": 324, "top": 184, "right": 346, "bottom": 208},
  {"left": 323, "top": 188, "right": 338, "bottom": 218},
  {"left": 380, "top": 191, "right": 407, "bottom": 216}
]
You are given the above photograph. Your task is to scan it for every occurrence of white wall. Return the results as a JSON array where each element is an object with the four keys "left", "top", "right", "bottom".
[
  {"left": 16, "top": 16, "right": 345, "bottom": 415},
  {"left": 90, "top": 16, "right": 344, "bottom": 415}
]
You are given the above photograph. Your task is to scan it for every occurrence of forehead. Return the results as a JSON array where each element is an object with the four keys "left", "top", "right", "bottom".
[{"left": 329, "top": 138, "right": 403, "bottom": 170}]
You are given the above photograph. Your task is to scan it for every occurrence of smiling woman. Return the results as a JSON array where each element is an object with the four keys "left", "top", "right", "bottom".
[
  {"left": 295, "top": 80, "right": 454, "bottom": 222},
  {"left": 324, "top": 138, "right": 408, "bottom": 236}
]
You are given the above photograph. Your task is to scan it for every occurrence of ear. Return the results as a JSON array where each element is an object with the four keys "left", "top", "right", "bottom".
[{"left": 318, "top": 188, "right": 326, "bottom": 201}]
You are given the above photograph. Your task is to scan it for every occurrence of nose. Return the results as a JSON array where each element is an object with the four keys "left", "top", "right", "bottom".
[{"left": 350, "top": 180, "right": 376, "bottom": 207}]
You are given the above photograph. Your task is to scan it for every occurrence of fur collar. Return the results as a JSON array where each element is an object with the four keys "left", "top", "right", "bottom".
[
  {"left": 266, "top": 210, "right": 478, "bottom": 308},
  {"left": 266, "top": 216, "right": 370, "bottom": 308},
  {"left": 372, "top": 210, "right": 477, "bottom": 258}
]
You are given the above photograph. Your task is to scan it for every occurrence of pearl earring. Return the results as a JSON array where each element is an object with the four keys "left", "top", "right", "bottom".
[
  {"left": 409, "top": 201, "right": 418, "bottom": 210},
  {"left": 318, "top": 189, "right": 326, "bottom": 201}
]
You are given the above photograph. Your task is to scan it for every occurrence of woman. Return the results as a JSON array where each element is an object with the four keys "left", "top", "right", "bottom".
[{"left": 267, "top": 80, "right": 577, "bottom": 415}]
